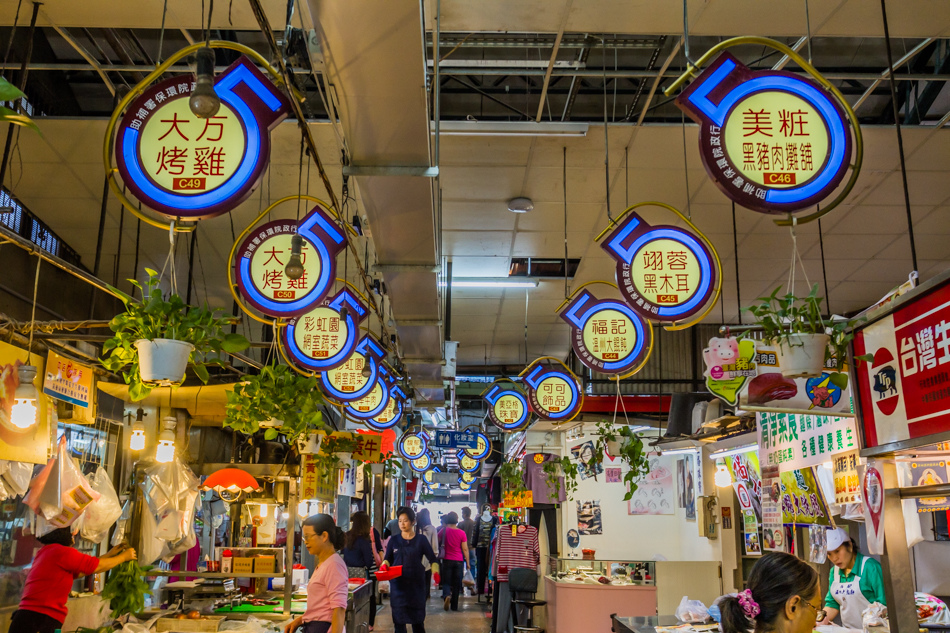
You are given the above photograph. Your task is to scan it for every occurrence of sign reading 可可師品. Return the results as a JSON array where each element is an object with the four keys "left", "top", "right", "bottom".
[
  {"left": 756, "top": 411, "right": 858, "bottom": 472},
  {"left": 599, "top": 210, "right": 719, "bottom": 324},
  {"left": 558, "top": 287, "right": 653, "bottom": 379},
  {"left": 234, "top": 204, "right": 346, "bottom": 318},
  {"left": 853, "top": 274, "right": 950, "bottom": 450},
  {"left": 676, "top": 52, "right": 853, "bottom": 215},
  {"left": 522, "top": 363, "right": 583, "bottom": 422},
  {"left": 115, "top": 56, "right": 291, "bottom": 220}
]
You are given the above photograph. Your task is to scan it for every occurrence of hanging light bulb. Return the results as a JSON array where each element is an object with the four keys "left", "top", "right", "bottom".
[
  {"left": 284, "top": 234, "right": 305, "bottom": 280},
  {"left": 361, "top": 359, "right": 372, "bottom": 378},
  {"left": 387, "top": 317, "right": 395, "bottom": 328},
  {"left": 189, "top": 47, "right": 220, "bottom": 118},
  {"left": 155, "top": 416, "right": 177, "bottom": 463},
  {"left": 260, "top": 503, "right": 269, "bottom": 518},
  {"left": 11, "top": 365, "right": 38, "bottom": 430},
  {"left": 297, "top": 500, "right": 308, "bottom": 517},
  {"left": 714, "top": 463, "right": 732, "bottom": 488},
  {"left": 339, "top": 306, "right": 349, "bottom": 322},
  {"left": 129, "top": 407, "right": 146, "bottom": 451}
]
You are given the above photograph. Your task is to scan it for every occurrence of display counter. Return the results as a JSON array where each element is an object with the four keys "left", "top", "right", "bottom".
[
  {"left": 611, "top": 615, "right": 682, "bottom": 633},
  {"left": 546, "top": 576, "right": 658, "bottom": 633}
]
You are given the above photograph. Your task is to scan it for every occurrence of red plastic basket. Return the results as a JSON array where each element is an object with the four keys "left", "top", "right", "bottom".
[{"left": 375, "top": 566, "right": 403, "bottom": 581}]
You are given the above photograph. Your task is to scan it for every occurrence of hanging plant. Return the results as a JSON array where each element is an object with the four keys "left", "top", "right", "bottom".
[
  {"left": 498, "top": 460, "right": 529, "bottom": 497},
  {"left": 311, "top": 434, "right": 361, "bottom": 474},
  {"left": 591, "top": 420, "right": 651, "bottom": 501},
  {"left": 542, "top": 456, "right": 580, "bottom": 501},
  {"left": 224, "top": 363, "right": 325, "bottom": 442},
  {"left": 101, "top": 269, "right": 250, "bottom": 401}
]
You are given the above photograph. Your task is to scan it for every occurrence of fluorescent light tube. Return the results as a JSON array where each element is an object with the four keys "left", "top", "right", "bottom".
[
  {"left": 443, "top": 278, "right": 539, "bottom": 289},
  {"left": 707, "top": 443, "right": 758, "bottom": 460}
]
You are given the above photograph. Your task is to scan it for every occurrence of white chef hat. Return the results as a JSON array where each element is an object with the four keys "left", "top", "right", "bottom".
[{"left": 826, "top": 527, "right": 851, "bottom": 551}]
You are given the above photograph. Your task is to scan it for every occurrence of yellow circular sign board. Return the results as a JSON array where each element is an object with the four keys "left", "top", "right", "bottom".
[
  {"left": 492, "top": 394, "right": 525, "bottom": 429},
  {"left": 293, "top": 306, "right": 350, "bottom": 361},
  {"left": 325, "top": 355, "right": 370, "bottom": 395},
  {"left": 581, "top": 308, "right": 639, "bottom": 364},
  {"left": 628, "top": 238, "right": 703, "bottom": 308}
]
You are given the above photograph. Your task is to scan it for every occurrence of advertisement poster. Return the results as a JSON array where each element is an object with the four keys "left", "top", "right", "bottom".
[
  {"left": 0, "top": 341, "right": 51, "bottom": 464},
  {"left": 42, "top": 350, "right": 93, "bottom": 409},
  {"left": 862, "top": 461, "right": 885, "bottom": 555},
  {"left": 832, "top": 449, "right": 862, "bottom": 504},
  {"left": 576, "top": 500, "right": 603, "bottom": 535},
  {"left": 572, "top": 441, "right": 603, "bottom": 480},
  {"left": 300, "top": 454, "right": 335, "bottom": 502},
  {"left": 909, "top": 460, "right": 950, "bottom": 513},
  {"left": 683, "top": 455, "right": 697, "bottom": 520},
  {"left": 740, "top": 343, "right": 852, "bottom": 414},
  {"left": 725, "top": 451, "right": 830, "bottom": 526},
  {"left": 337, "top": 465, "right": 357, "bottom": 497},
  {"left": 704, "top": 337, "right": 757, "bottom": 406},
  {"left": 757, "top": 411, "right": 858, "bottom": 471},
  {"left": 606, "top": 468, "right": 621, "bottom": 483},
  {"left": 628, "top": 455, "right": 675, "bottom": 516},
  {"left": 743, "top": 509, "right": 761, "bottom": 555},
  {"left": 761, "top": 465, "right": 785, "bottom": 552}
]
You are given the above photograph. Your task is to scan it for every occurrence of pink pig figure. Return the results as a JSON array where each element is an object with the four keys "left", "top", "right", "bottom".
[{"left": 703, "top": 337, "right": 739, "bottom": 377}]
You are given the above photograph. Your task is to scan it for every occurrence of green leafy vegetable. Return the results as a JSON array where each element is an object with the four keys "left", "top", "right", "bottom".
[{"left": 101, "top": 560, "right": 152, "bottom": 619}]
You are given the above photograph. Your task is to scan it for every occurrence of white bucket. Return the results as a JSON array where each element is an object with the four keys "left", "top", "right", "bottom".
[
  {"left": 297, "top": 432, "right": 323, "bottom": 455},
  {"left": 777, "top": 333, "right": 829, "bottom": 378},
  {"left": 134, "top": 338, "right": 194, "bottom": 384},
  {"left": 606, "top": 439, "right": 624, "bottom": 458}
]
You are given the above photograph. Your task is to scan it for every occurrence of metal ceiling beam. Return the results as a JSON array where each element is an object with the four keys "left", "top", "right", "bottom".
[
  {"left": 852, "top": 37, "right": 936, "bottom": 110},
  {"left": 428, "top": 34, "right": 662, "bottom": 50},
  {"left": 42, "top": 10, "right": 116, "bottom": 95},
  {"left": 634, "top": 37, "right": 682, "bottom": 126},
  {"left": 771, "top": 36, "right": 809, "bottom": 70},
  {"left": 535, "top": 0, "right": 572, "bottom": 122},
  {"left": 561, "top": 35, "right": 592, "bottom": 121}
]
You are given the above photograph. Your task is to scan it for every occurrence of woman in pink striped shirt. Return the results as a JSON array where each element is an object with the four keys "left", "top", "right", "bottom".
[{"left": 285, "top": 514, "right": 349, "bottom": 633}]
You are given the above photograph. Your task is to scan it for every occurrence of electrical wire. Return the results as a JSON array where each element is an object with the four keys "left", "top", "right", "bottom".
[{"left": 602, "top": 37, "right": 612, "bottom": 222}]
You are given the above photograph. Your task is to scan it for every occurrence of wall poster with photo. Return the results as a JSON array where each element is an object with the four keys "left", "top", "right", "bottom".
[
  {"left": 679, "top": 455, "right": 697, "bottom": 520},
  {"left": 576, "top": 499, "right": 603, "bottom": 535},
  {"left": 571, "top": 440, "right": 604, "bottom": 480}
]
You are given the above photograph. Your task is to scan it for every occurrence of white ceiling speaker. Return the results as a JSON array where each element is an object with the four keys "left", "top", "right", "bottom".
[{"left": 507, "top": 197, "right": 534, "bottom": 213}]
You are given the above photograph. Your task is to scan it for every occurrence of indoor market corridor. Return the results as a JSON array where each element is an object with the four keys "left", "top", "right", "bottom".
[{"left": 373, "top": 595, "right": 491, "bottom": 633}]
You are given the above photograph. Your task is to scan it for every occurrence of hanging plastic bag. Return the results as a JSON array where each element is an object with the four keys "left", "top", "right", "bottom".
[
  {"left": 462, "top": 568, "right": 475, "bottom": 588},
  {"left": 46, "top": 449, "right": 99, "bottom": 528},
  {"left": 675, "top": 596, "right": 710, "bottom": 623},
  {"left": 1, "top": 460, "right": 31, "bottom": 497},
  {"left": 81, "top": 466, "right": 123, "bottom": 544},
  {"left": 24, "top": 441, "right": 62, "bottom": 515},
  {"left": 111, "top": 499, "right": 132, "bottom": 547},
  {"left": 808, "top": 525, "right": 827, "bottom": 564},
  {"left": 139, "top": 504, "right": 164, "bottom": 565}
]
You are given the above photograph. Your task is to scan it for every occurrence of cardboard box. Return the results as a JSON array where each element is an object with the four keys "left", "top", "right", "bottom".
[
  {"left": 254, "top": 556, "right": 276, "bottom": 574},
  {"left": 232, "top": 557, "right": 254, "bottom": 574}
]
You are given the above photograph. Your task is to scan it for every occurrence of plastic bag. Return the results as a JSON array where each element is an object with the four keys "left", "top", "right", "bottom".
[
  {"left": 462, "top": 568, "right": 475, "bottom": 587},
  {"left": 916, "top": 592, "right": 950, "bottom": 624},
  {"left": 862, "top": 602, "right": 888, "bottom": 631},
  {"left": 81, "top": 467, "right": 123, "bottom": 544},
  {"left": 2, "top": 460, "right": 32, "bottom": 497},
  {"left": 675, "top": 596, "right": 710, "bottom": 623},
  {"left": 377, "top": 580, "right": 390, "bottom": 593},
  {"left": 808, "top": 525, "right": 827, "bottom": 564},
  {"left": 111, "top": 499, "right": 132, "bottom": 547},
  {"left": 25, "top": 439, "right": 99, "bottom": 525},
  {"left": 139, "top": 503, "right": 164, "bottom": 565}
]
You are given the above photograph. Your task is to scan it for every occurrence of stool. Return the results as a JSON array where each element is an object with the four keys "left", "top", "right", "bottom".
[{"left": 512, "top": 597, "right": 547, "bottom": 631}]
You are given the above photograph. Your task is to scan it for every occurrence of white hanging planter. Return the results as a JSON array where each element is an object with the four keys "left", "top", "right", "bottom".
[
  {"left": 261, "top": 417, "right": 283, "bottom": 429},
  {"left": 776, "top": 333, "right": 829, "bottom": 379},
  {"left": 335, "top": 451, "right": 353, "bottom": 465},
  {"left": 606, "top": 439, "right": 625, "bottom": 458},
  {"left": 297, "top": 433, "right": 323, "bottom": 455},
  {"left": 135, "top": 338, "right": 193, "bottom": 384}
]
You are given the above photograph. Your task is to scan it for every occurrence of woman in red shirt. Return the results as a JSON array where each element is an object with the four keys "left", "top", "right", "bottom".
[
  {"left": 12, "top": 527, "right": 137, "bottom": 633},
  {"left": 439, "top": 512, "right": 469, "bottom": 612},
  {"left": 284, "top": 514, "right": 348, "bottom": 633}
]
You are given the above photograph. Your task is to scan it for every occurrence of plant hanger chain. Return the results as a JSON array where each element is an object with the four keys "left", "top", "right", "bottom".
[
  {"left": 157, "top": 220, "right": 179, "bottom": 296},
  {"left": 785, "top": 215, "right": 814, "bottom": 301}
]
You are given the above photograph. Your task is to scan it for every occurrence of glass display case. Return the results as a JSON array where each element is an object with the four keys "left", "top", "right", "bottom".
[{"left": 550, "top": 558, "right": 656, "bottom": 585}]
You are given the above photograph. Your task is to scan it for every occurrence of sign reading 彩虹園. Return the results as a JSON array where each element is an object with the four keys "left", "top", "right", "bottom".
[
  {"left": 483, "top": 382, "right": 531, "bottom": 431},
  {"left": 676, "top": 52, "right": 853, "bottom": 215},
  {"left": 318, "top": 336, "right": 387, "bottom": 403},
  {"left": 522, "top": 363, "right": 583, "bottom": 422},
  {"left": 234, "top": 204, "right": 346, "bottom": 318},
  {"left": 115, "top": 56, "right": 290, "bottom": 219},
  {"left": 599, "top": 210, "right": 718, "bottom": 324},
  {"left": 281, "top": 287, "right": 368, "bottom": 373},
  {"left": 558, "top": 288, "right": 653, "bottom": 378}
]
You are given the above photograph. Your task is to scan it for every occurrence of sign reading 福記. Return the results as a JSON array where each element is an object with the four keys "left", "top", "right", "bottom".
[
  {"left": 115, "top": 56, "right": 290, "bottom": 219},
  {"left": 756, "top": 411, "right": 858, "bottom": 471},
  {"left": 676, "top": 52, "right": 853, "bottom": 215}
]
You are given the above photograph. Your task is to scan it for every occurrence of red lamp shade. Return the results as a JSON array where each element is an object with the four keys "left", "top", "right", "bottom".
[{"left": 201, "top": 468, "right": 262, "bottom": 494}]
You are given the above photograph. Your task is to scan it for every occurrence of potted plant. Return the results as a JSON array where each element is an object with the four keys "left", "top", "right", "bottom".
[
  {"left": 542, "top": 456, "right": 580, "bottom": 500},
  {"left": 741, "top": 283, "right": 870, "bottom": 382},
  {"left": 321, "top": 434, "right": 359, "bottom": 467},
  {"left": 102, "top": 269, "right": 250, "bottom": 400},
  {"left": 223, "top": 363, "right": 326, "bottom": 444},
  {"left": 591, "top": 421, "right": 651, "bottom": 500},
  {"left": 498, "top": 460, "right": 528, "bottom": 497}
]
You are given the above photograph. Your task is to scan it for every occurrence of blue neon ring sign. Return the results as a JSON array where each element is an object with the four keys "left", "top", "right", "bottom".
[
  {"left": 456, "top": 450, "right": 481, "bottom": 473},
  {"left": 524, "top": 364, "right": 583, "bottom": 422},
  {"left": 397, "top": 431, "right": 428, "bottom": 460},
  {"left": 463, "top": 433, "right": 491, "bottom": 460},
  {"left": 483, "top": 384, "right": 531, "bottom": 431},
  {"left": 319, "top": 336, "right": 386, "bottom": 403},
  {"left": 281, "top": 288, "right": 368, "bottom": 373}
]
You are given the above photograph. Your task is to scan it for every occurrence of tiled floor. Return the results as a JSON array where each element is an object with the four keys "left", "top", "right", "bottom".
[{"left": 372, "top": 593, "right": 492, "bottom": 632}]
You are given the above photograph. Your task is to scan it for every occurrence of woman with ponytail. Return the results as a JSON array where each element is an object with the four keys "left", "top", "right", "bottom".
[
  {"left": 720, "top": 552, "right": 822, "bottom": 633},
  {"left": 285, "top": 514, "right": 348, "bottom": 633}
]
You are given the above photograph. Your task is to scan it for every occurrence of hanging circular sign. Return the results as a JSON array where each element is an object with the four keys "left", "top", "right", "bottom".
[
  {"left": 113, "top": 56, "right": 291, "bottom": 219},
  {"left": 345, "top": 373, "right": 391, "bottom": 420},
  {"left": 281, "top": 288, "right": 367, "bottom": 373},
  {"left": 366, "top": 383, "right": 407, "bottom": 431},
  {"left": 457, "top": 451, "right": 481, "bottom": 473},
  {"left": 676, "top": 51, "right": 853, "bottom": 215},
  {"left": 422, "top": 466, "right": 442, "bottom": 488},
  {"left": 463, "top": 432, "right": 491, "bottom": 460},
  {"left": 459, "top": 471, "right": 477, "bottom": 485},
  {"left": 397, "top": 431, "right": 429, "bottom": 460},
  {"left": 459, "top": 479, "right": 473, "bottom": 491},
  {"left": 234, "top": 204, "right": 346, "bottom": 318},
  {"left": 483, "top": 383, "right": 531, "bottom": 431},
  {"left": 318, "top": 336, "right": 386, "bottom": 403},
  {"left": 523, "top": 363, "right": 583, "bottom": 422},
  {"left": 410, "top": 453, "right": 431, "bottom": 473},
  {"left": 600, "top": 210, "right": 718, "bottom": 324},
  {"left": 559, "top": 288, "right": 653, "bottom": 378}
]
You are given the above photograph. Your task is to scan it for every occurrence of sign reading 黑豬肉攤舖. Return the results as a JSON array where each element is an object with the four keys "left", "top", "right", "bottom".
[
  {"left": 676, "top": 52, "right": 853, "bottom": 215},
  {"left": 756, "top": 411, "right": 858, "bottom": 471},
  {"left": 559, "top": 287, "right": 653, "bottom": 379},
  {"left": 318, "top": 336, "right": 387, "bottom": 404},
  {"left": 522, "top": 363, "right": 583, "bottom": 422},
  {"left": 599, "top": 210, "right": 719, "bottom": 324},
  {"left": 115, "top": 56, "right": 290, "bottom": 220},
  {"left": 483, "top": 382, "right": 531, "bottom": 431},
  {"left": 234, "top": 204, "right": 346, "bottom": 318}
]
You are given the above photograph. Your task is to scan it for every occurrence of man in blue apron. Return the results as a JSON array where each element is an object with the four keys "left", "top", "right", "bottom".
[{"left": 818, "top": 528, "right": 886, "bottom": 630}]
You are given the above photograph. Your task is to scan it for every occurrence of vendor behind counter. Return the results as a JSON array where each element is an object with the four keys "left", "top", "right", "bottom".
[{"left": 819, "top": 528, "right": 886, "bottom": 630}]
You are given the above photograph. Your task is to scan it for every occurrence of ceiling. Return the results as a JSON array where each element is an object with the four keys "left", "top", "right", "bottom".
[{"left": 0, "top": 0, "right": 949, "bottom": 383}]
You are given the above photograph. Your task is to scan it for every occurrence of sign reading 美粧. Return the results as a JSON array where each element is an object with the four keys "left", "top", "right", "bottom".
[
  {"left": 559, "top": 288, "right": 653, "bottom": 378},
  {"left": 281, "top": 288, "right": 368, "bottom": 373},
  {"left": 523, "top": 363, "right": 583, "bottom": 422},
  {"left": 600, "top": 211, "right": 718, "bottom": 323},
  {"left": 756, "top": 411, "right": 858, "bottom": 472},
  {"left": 115, "top": 56, "right": 290, "bottom": 219},
  {"left": 234, "top": 204, "right": 346, "bottom": 318},
  {"left": 676, "top": 52, "right": 853, "bottom": 215},
  {"left": 483, "top": 383, "right": 531, "bottom": 431}
]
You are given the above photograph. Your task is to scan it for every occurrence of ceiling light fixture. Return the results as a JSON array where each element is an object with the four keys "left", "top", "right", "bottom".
[
  {"left": 189, "top": 47, "right": 221, "bottom": 118},
  {"left": 507, "top": 197, "right": 534, "bottom": 214},
  {"left": 714, "top": 463, "right": 732, "bottom": 488},
  {"left": 435, "top": 121, "right": 589, "bottom": 137},
  {"left": 155, "top": 417, "right": 177, "bottom": 463},
  {"left": 11, "top": 365, "right": 38, "bottom": 429},
  {"left": 658, "top": 446, "right": 700, "bottom": 456},
  {"left": 129, "top": 407, "right": 147, "bottom": 451},
  {"left": 442, "top": 278, "right": 539, "bottom": 289}
]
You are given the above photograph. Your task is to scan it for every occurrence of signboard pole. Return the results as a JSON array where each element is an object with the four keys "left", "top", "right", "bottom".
[{"left": 878, "top": 461, "right": 920, "bottom": 633}]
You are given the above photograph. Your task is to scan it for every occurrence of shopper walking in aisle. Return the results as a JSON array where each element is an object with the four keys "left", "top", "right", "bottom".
[
  {"left": 439, "top": 512, "right": 470, "bottom": 611},
  {"left": 458, "top": 507, "right": 477, "bottom": 579},
  {"left": 415, "top": 508, "right": 439, "bottom": 599},
  {"left": 342, "top": 511, "right": 382, "bottom": 631},
  {"left": 474, "top": 504, "right": 497, "bottom": 597},
  {"left": 720, "top": 552, "right": 821, "bottom": 633},
  {"left": 817, "top": 528, "right": 886, "bottom": 629},
  {"left": 285, "top": 514, "right": 348, "bottom": 633},
  {"left": 380, "top": 507, "right": 440, "bottom": 633}
]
